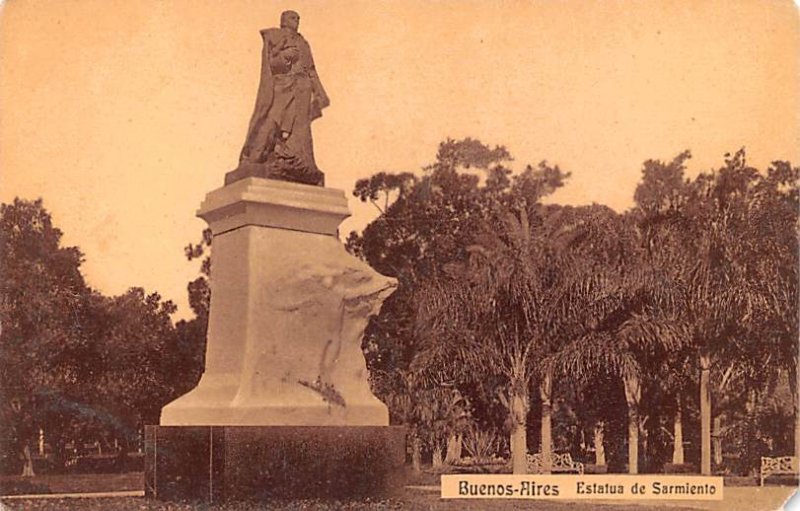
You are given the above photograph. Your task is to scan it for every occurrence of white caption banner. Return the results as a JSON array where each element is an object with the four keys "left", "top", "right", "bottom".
[{"left": 441, "top": 474, "right": 724, "bottom": 500}]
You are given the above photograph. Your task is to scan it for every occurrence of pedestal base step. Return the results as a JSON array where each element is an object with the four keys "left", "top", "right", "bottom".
[{"left": 145, "top": 425, "right": 406, "bottom": 502}]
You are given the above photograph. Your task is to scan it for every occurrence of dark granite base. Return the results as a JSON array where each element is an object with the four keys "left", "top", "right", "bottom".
[{"left": 145, "top": 425, "right": 406, "bottom": 502}]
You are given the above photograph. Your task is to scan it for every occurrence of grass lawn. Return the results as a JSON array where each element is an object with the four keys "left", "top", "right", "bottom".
[
  {"left": 0, "top": 473, "right": 143, "bottom": 495},
  {"left": 0, "top": 493, "right": 707, "bottom": 511},
  {"left": 1, "top": 471, "right": 795, "bottom": 510}
]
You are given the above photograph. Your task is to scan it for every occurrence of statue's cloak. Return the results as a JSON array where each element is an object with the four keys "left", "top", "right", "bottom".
[{"left": 239, "top": 29, "right": 279, "bottom": 158}]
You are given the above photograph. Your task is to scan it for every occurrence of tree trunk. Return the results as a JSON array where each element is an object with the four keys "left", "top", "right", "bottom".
[
  {"left": 712, "top": 416, "right": 723, "bottom": 467},
  {"left": 790, "top": 362, "right": 799, "bottom": 464},
  {"left": 539, "top": 370, "right": 553, "bottom": 474},
  {"left": 115, "top": 436, "right": 130, "bottom": 470},
  {"left": 21, "top": 445, "right": 35, "bottom": 477},
  {"left": 641, "top": 416, "right": 649, "bottom": 472},
  {"left": 673, "top": 394, "right": 684, "bottom": 464},
  {"left": 700, "top": 352, "right": 712, "bottom": 475},
  {"left": 52, "top": 433, "right": 67, "bottom": 472},
  {"left": 510, "top": 426, "right": 516, "bottom": 461},
  {"left": 38, "top": 428, "right": 45, "bottom": 456},
  {"left": 623, "top": 373, "right": 641, "bottom": 474},
  {"left": 510, "top": 388, "right": 529, "bottom": 474},
  {"left": 411, "top": 436, "right": 422, "bottom": 472},
  {"left": 796, "top": 403, "right": 800, "bottom": 469},
  {"left": 594, "top": 421, "right": 606, "bottom": 466},
  {"left": 445, "top": 434, "right": 462, "bottom": 464}
]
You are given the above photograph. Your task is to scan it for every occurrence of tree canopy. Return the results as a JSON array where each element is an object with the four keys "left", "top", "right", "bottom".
[
  {"left": 351, "top": 140, "right": 798, "bottom": 476},
  {"left": 0, "top": 198, "right": 204, "bottom": 473}
]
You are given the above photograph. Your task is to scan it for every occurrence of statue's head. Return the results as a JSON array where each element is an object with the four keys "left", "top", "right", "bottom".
[{"left": 280, "top": 10, "right": 300, "bottom": 32}]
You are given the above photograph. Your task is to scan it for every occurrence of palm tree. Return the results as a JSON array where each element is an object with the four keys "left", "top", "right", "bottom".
[
  {"left": 748, "top": 161, "right": 799, "bottom": 461},
  {"left": 635, "top": 150, "right": 775, "bottom": 475},
  {"left": 416, "top": 193, "right": 659, "bottom": 473},
  {"left": 377, "top": 369, "right": 470, "bottom": 472},
  {"left": 550, "top": 209, "right": 688, "bottom": 474},
  {"left": 414, "top": 205, "right": 543, "bottom": 474},
  {"left": 414, "top": 197, "right": 582, "bottom": 473},
  {"left": 657, "top": 353, "right": 694, "bottom": 466}
]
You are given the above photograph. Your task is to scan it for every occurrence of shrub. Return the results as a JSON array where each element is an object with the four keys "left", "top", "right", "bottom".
[{"left": 462, "top": 428, "right": 500, "bottom": 465}]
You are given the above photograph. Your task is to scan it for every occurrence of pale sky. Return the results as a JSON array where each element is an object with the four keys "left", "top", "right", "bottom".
[{"left": 2, "top": 0, "right": 798, "bottom": 319}]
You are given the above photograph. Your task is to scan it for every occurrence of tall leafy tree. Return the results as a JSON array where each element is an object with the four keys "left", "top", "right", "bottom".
[
  {"left": 351, "top": 139, "right": 522, "bottom": 458},
  {"left": 633, "top": 150, "right": 797, "bottom": 474},
  {"left": 355, "top": 142, "right": 796, "bottom": 477},
  {"left": 538, "top": 203, "right": 688, "bottom": 474},
  {"left": 414, "top": 169, "right": 614, "bottom": 475},
  {"left": 173, "top": 227, "right": 213, "bottom": 398},
  {"left": 1, "top": 199, "right": 208, "bottom": 470},
  {"left": 748, "top": 160, "right": 799, "bottom": 461},
  {"left": 91, "top": 288, "right": 188, "bottom": 447},
  {"left": 0, "top": 199, "right": 94, "bottom": 472}
]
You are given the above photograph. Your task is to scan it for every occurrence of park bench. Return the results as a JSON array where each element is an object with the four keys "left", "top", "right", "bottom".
[
  {"left": 760, "top": 456, "right": 798, "bottom": 486},
  {"left": 527, "top": 452, "right": 584, "bottom": 474}
]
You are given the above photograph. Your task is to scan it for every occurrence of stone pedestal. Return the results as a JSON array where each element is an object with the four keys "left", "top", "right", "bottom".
[
  {"left": 150, "top": 178, "right": 403, "bottom": 502},
  {"left": 161, "top": 178, "right": 395, "bottom": 426}
]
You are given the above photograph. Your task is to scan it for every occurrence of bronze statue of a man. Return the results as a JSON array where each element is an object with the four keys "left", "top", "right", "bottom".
[{"left": 238, "top": 11, "right": 329, "bottom": 186}]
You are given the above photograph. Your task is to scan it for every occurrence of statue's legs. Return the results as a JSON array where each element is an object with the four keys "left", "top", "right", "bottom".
[
  {"left": 283, "top": 78, "right": 313, "bottom": 165},
  {"left": 240, "top": 75, "right": 294, "bottom": 164}
]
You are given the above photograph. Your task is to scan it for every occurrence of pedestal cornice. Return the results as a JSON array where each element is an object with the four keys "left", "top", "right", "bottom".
[{"left": 197, "top": 178, "right": 350, "bottom": 236}]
